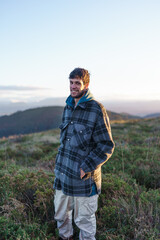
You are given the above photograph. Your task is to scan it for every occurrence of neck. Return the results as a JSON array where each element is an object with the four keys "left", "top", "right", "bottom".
[
  {"left": 74, "top": 91, "right": 86, "bottom": 107},
  {"left": 74, "top": 97, "right": 80, "bottom": 107}
]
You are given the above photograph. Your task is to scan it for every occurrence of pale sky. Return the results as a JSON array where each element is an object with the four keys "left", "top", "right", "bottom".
[{"left": 0, "top": 0, "right": 160, "bottom": 103}]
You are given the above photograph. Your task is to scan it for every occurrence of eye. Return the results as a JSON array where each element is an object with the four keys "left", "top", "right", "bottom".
[{"left": 76, "top": 82, "right": 81, "bottom": 85}]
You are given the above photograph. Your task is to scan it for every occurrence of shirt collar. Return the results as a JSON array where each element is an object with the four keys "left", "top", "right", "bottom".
[{"left": 66, "top": 89, "right": 94, "bottom": 109}]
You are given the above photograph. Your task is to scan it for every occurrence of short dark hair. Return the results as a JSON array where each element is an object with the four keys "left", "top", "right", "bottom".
[{"left": 69, "top": 68, "right": 90, "bottom": 85}]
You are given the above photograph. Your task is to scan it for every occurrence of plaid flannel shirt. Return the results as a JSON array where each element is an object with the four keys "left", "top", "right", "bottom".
[{"left": 54, "top": 90, "right": 115, "bottom": 196}]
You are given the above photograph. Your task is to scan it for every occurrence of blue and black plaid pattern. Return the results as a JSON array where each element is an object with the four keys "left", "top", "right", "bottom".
[{"left": 54, "top": 90, "right": 115, "bottom": 196}]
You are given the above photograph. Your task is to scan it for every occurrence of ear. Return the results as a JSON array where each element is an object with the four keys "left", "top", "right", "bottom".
[{"left": 85, "top": 83, "right": 89, "bottom": 89}]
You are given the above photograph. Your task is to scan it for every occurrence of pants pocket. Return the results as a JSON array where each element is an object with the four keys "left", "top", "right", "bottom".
[{"left": 79, "top": 195, "right": 98, "bottom": 216}]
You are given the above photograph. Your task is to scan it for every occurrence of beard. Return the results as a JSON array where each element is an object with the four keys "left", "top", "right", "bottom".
[{"left": 71, "top": 89, "right": 87, "bottom": 99}]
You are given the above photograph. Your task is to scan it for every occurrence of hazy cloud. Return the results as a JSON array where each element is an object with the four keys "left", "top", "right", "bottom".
[
  {"left": 0, "top": 85, "right": 54, "bottom": 103},
  {"left": 0, "top": 85, "right": 50, "bottom": 91}
]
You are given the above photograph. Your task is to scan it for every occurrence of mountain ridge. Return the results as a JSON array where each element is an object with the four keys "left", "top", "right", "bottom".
[
  {"left": 1, "top": 98, "right": 160, "bottom": 116},
  {"left": 0, "top": 106, "right": 140, "bottom": 138}
]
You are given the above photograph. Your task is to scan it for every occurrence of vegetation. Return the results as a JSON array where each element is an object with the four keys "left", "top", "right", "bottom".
[{"left": 0, "top": 117, "right": 160, "bottom": 239}]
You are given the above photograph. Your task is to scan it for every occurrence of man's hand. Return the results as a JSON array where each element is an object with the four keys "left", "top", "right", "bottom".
[{"left": 80, "top": 168, "right": 85, "bottom": 179}]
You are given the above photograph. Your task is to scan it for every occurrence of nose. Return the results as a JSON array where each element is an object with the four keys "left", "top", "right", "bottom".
[{"left": 71, "top": 83, "right": 76, "bottom": 88}]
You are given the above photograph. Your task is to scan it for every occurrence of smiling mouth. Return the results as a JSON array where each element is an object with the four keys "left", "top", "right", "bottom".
[{"left": 71, "top": 90, "right": 78, "bottom": 93}]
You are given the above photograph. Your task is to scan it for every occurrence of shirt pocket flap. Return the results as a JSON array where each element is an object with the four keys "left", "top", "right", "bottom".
[
  {"left": 70, "top": 124, "right": 92, "bottom": 149},
  {"left": 59, "top": 122, "right": 69, "bottom": 143},
  {"left": 59, "top": 122, "right": 69, "bottom": 130}
]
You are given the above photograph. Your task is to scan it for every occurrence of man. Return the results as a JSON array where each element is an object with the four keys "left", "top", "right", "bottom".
[{"left": 54, "top": 68, "right": 115, "bottom": 240}]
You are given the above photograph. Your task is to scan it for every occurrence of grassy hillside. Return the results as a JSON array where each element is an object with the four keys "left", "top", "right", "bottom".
[{"left": 0, "top": 118, "right": 160, "bottom": 239}]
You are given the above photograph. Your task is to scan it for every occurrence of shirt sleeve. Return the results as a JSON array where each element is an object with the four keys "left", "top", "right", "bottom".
[{"left": 80, "top": 107, "right": 115, "bottom": 173}]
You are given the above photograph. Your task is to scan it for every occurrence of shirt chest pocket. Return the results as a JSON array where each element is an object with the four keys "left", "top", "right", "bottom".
[{"left": 70, "top": 124, "right": 92, "bottom": 149}]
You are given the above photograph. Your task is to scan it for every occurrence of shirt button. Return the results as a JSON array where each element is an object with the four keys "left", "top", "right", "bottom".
[
  {"left": 71, "top": 121, "right": 73, "bottom": 124},
  {"left": 80, "top": 131, "right": 82, "bottom": 133},
  {"left": 67, "top": 138, "right": 70, "bottom": 141},
  {"left": 61, "top": 173, "right": 63, "bottom": 175}
]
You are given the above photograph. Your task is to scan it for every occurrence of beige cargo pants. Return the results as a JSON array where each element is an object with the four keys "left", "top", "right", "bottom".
[{"left": 54, "top": 190, "right": 98, "bottom": 240}]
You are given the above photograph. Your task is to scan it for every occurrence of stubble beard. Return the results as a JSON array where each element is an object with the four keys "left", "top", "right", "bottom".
[{"left": 71, "top": 89, "right": 87, "bottom": 99}]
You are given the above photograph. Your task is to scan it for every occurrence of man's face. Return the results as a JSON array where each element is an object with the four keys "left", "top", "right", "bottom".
[{"left": 70, "top": 78, "right": 89, "bottom": 99}]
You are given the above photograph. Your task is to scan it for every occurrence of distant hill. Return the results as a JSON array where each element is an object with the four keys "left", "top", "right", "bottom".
[
  {"left": 0, "top": 106, "right": 64, "bottom": 138},
  {"left": 0, "top": 98, "right": 66, "bottom": 116},
  {"left": 102, "top": 99, "right": 160, "bottom": 117},
  {"left": 0, "top": 106, "right": 140, "bottom": 138},
  {"left": 108, "top": 111, "right": 140, "bottom": 121},
  {"left": 1, "top": 98, "right": 160, "bottom": 117},
  {"left": 144, "top": 112, "right": 160, "bottom": 118}
]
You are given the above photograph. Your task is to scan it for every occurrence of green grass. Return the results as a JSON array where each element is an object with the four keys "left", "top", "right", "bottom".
[{"left": 0, "top": 119, "right": 160, "bottom": 239}]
